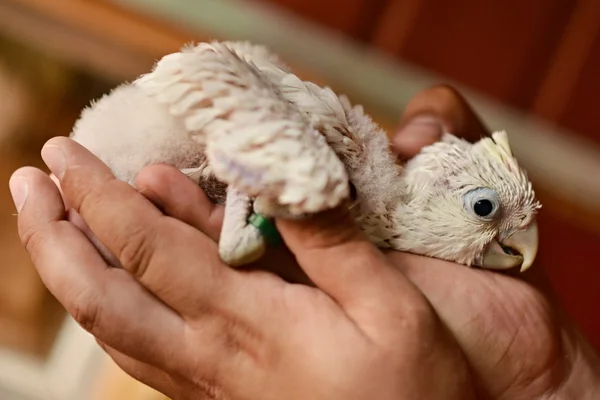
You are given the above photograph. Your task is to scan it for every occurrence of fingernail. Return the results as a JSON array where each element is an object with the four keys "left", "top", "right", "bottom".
[
  {"left": 41, "top": 144, "right": 66, "bottom": 179},
  {"left": 9, "top": 176, "right": 29, "bottom": 213},
  {"left": 397, "top": 115, "right": 444, "bottom": 144}
]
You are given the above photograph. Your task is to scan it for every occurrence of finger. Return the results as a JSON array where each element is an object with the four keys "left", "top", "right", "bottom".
[
  {"left": 276, "top": 207, "right": 428, "bottom": 328},
  {"left": 68, "top": 208, "right": 122, "bottom": 268},
  {"left": 135, "top": 164, "right": 224, "bottom": 241},
  {"left": 11, "top": 167, "right": 185, "bottom": 370},
  {"left": 134, "top": 164, "right": 314, "bottom": 285},
  {"left": 49, "top": 173, "right": 66, "bottom": 205},
  {"left": 98, "top": 342, "right": 182, "bottom": 400},
  {"left": 40, "top": 137, "right": 240, "bottom": 316},
  {"left": 42, "top": 137, "right": 288, "bottom": 366},
  {"left": 385, "top": 251, "right": 556, "bottom": 399},
  {"left": 101, "top": 343, "right": 233, "bottom": 400},
  {"left": 393, "top": 85, "right": 490, "bottom": 159},
  {"left": 50, "top": 172, "right": 121, "bottom": 267}
]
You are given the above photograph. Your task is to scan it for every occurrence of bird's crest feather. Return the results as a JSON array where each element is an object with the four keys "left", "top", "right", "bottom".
[{"left": 479, "top": 130, "right": 518, "bottom": 171}]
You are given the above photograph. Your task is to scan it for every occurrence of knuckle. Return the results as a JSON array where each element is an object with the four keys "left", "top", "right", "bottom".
[
  {"left": 20, "top": 221, "right": 64, "bottom": 260},
  {"left": 75, "top": 178, "right": 121, "bottom": 217},
  {"left": 73, "top": 178, "right": 158, "bottom": 277},
  {"left": 20, "top": 223, "right": 45, "bottom": 256},
  {"left": 114, "top": 226, "right": 156, "bottom": 278},
  {"left": 69, "top": 286, "right": 102, "bottom": 334},
  {"left": 397, "top": 300, "right": 436, "bottom": 334}
]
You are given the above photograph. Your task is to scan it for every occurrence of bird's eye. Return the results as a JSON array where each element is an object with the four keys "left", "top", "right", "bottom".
[
  {"left": 463, "top": 187, "right": 500, "bottom": 220},
  {"left": 474, "top": 199, "right": 494, "bottom": 217}
]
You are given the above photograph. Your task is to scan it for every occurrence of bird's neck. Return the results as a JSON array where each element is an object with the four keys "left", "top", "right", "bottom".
[{"left": 353, "top": 200, "right": 412, "bottom": 250}]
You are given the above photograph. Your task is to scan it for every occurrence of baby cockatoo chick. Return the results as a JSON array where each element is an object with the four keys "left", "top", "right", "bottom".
[
  {"left": 71, "top": 41, "right": 349, "bottom": 266},
  {"left": 70, "top": 40, "right": 541, "bottom": 272},
  {"left": 384, "top": 131, "right": 541, "bottom": 271}
]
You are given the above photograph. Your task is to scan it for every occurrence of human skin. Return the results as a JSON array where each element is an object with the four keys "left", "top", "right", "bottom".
[{"left": 9, "top": 85, "right": 600, "bottom": 400}]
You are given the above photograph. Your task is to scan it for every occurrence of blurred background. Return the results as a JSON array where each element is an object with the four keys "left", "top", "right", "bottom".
[{"left": 0, "top": 0, "right": 599, "bottom": 398}]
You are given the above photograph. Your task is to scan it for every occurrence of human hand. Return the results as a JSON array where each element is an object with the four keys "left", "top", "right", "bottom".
[
  {"left": 10, "top": 136, "right": 476, "bottom": 399},
  {"left": 389, "top": 85, "right": 600, "bottom": 400},
  {"left": 132, "top": 84, "right": 600, "bottom": 400}
]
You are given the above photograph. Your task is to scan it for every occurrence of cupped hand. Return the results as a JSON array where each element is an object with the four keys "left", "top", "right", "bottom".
[
  {"left": 390, "top": 85, "right": 600, "bottom": 400},
  {"left": 10, "top": 136, "right": 475, "bottom": 399},
  {"left": 10, "top": 84, "right": 600, "bottom": 400},
  {"left": 132, "top": 85, "right": 600, "bottom": 399}
]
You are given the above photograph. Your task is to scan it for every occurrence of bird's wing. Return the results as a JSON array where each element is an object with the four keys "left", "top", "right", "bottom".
[
  {"left": 219, "top": 42, "right": 363, "bottom": 157},
  {"left": 133, "top": 41, "right": 349, "bottom": 215},
  {"left": 225, "top": 46, "right": 403, "bottom": 216}
]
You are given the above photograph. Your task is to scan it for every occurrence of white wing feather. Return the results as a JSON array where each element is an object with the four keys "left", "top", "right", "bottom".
[
  {"left": 71, "top": 40, "right": 404, "bottom": 231},
  {"left": 133, "top": 41, "right": 349, "bottom": 214}
]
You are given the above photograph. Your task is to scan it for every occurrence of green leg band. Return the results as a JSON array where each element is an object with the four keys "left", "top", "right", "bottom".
[{"left": 248, "top": 213, "right": 282, "bottom": 247}]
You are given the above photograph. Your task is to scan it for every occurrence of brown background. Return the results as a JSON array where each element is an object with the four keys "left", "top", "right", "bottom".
[{"left": 0, "top": 0, "right": 598, "bottom": 371}]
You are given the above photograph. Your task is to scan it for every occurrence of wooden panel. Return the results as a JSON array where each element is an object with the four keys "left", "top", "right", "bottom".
[
  {"left": 527, "top": 1, "right": 600, "bottom": 339},
  {"left": 531, "top": 0, "right": 600, "bottom": 126},
  {"left": 538, "top": 213, "right": 600, "bottom": 350},
  {"left": 554, "top": 35, "right": 600, "bottom": 144},
  {"left": 374, "top": 0, "right": 576, "bottom": 110},
  {"left": 255, "top": 0, "right": 389, "bottom": 41},
  {"left": 372, "top": 0, "right": 424, "bottom": 54},
  {"left": 531, "top": 182, "right": 600, "bottom": 351}
]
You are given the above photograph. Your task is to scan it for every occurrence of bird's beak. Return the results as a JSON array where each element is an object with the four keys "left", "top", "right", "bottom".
[{"left": 481, "top": 221, "right": 539, "bottom": 272}]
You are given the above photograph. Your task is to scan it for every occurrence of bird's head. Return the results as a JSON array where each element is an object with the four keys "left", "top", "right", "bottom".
[{"left": 393, "top": 131, "right": 541, "bottom": 272}]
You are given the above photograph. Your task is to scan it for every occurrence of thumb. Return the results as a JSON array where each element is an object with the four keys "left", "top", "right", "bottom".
[
  {"left": 275, "top": 207, "right": 418, "bottom": 311},
  {"left": 393, "top": 85, "right": 490, "bottom": 159}
]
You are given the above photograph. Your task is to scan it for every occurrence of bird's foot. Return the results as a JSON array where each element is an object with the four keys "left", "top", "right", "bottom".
[
  {"left": 219, "top": 187, "right": 267, "bottom": 267},
  {"left": 219, "top": 226, "right": 267, "bottom": 267}
]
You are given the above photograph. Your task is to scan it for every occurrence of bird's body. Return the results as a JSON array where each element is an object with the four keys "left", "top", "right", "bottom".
[{"left": 70, "top": 41, "right": 541, "bottom": 271}]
